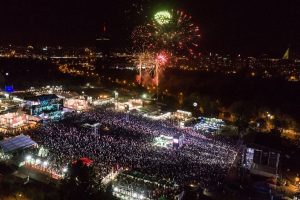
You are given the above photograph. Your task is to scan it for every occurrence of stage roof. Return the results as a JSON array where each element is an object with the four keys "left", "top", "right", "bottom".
[
  {"left": 24, "top": 94, "right": 59, "bottom": 102},
  {"left": 0, "top": 135, "right": 37, "bottom": 153}
]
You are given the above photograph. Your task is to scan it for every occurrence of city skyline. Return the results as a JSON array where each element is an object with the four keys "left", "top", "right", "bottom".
[{"left": 0, "top": 0, "right": 299, "bottom": 56}]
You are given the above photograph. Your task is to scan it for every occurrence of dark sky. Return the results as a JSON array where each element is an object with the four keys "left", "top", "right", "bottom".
[{"left": 0, "top": 0, "right": 299, "bottom": 56}]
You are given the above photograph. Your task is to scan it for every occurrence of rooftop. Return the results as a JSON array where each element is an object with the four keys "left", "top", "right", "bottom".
[{"left": 0, "top": 134, "right": 37, "bottom": 153}]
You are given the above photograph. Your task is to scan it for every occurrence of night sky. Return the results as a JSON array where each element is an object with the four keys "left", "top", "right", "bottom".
[{"left": 0, "top": 0, "right": 299, "bottom": 56}]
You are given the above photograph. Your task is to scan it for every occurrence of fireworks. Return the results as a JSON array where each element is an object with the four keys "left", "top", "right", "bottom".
[
  {"left": 154, "top": 11, "right": 172, "bottom": 25},
  {"left": 131, "top": 26, "right": 155, "bottom": 52},
  {"left": 132, "top": 8, "right": 201, "bottom": 92},
  {"left": 156, "top": 52, "right": 168, "bottom": 65},
  {"left": 132, "top": 9, "right": 201, "bottom": 60},
  {"left": 135, "top": 51, "right": 156, "bottom": 85}
]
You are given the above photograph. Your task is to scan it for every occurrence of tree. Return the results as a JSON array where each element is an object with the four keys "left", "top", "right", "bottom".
[
  {"left": 230, "top": 101, "right": 257, "bottom": 133},
  {"left": 230, "top": 101, "right": 252, "bottom": 121},
  {"left": 159, "top": 196, "right": 168, "bottom": 200},
  {"left": 60, "top": 159, "right": 105, "bottom": 200},
  {"left": 256, "top": 118, "right": 267, "bottom": 130},
  {"left": 186, "top": 94, "right": 220, "bottom": 117}
]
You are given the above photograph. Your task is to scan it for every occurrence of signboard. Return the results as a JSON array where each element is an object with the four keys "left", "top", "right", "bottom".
[{"left": 4, "top": 85, "right": 14, "bottom": 93}]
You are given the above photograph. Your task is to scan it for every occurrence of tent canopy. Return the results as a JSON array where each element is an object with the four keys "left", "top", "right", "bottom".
[{"left": 0, "top": 135, "right": 37, "bottom": 153}]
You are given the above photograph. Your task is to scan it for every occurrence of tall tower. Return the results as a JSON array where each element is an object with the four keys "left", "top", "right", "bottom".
[
  {"left": 282, "top": 48, "right": 290, "bottom": 60},
  {"left": 96, "top": 23, "right": 110, "bottom": 58}
]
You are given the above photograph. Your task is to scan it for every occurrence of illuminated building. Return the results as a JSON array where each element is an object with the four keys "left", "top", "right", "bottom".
[
  {"left": 63, "top": 98, "right": 89, "bottom": 111},
  {"left": 0, "top": 112, "right": 37, "bottom": 133}
]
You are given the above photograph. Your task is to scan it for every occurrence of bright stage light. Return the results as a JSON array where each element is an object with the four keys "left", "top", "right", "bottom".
[
  {"left": 35, "top": 159, "right": 41, "bottom": 164},
  {"left": 25, "top": 155, "right": 32, "bottom": 161},
  {"left": 113, "top": 187, "right": 119, "bottom": 192},
  {"left": 43, "top": 161, "right": 48, "bottom": 167},
  {"left": 62, "top": 167, "right": 68, "bottom": 173}
]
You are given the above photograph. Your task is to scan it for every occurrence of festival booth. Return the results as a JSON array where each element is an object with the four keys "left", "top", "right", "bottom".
[
  {"left": 172, "top": 110, "right": 192, "bottom": 120},
  {"left": 170, "top": 110, "right": 194, "bottom": 128},
  {"left": 20, "top": 146, "right": 67, "bottom": 182},
  {"left": 93, "top": 98, "right": 114, "bottom": 107},
  {"left": 145, "top": 112, "right": 172, "bottom": 120},
  {"left": 143, "top": 110, "right": 192, "bottom": 125},
  {"left": 0, "top": 112, "right": 37, "bottom": 133},
  {"left": 63, "top": 98, "right": 89, "bottom": 111},
  {"left": 22, "top": 154, "right": 63, "bottom": 181},
  {"left": 116, "top": 99, "right": 143, "bottom": 111}
]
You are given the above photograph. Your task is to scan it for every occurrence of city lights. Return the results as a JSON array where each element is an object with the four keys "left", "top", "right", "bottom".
[{"left": 0, "top": 1, "right": 298, "bottom": 199}]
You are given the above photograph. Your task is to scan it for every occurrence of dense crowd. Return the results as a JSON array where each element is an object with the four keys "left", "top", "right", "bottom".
[{"left": 28, "top": 108, "right": 238, "bottom": 188}]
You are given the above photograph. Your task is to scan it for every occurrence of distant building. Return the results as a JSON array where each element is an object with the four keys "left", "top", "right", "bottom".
[
  {"left": 96, "top": 37, "right": 110, "bottom": 58},
  {"left": 96, "top": 24, "right": 110, "bottom": 58},
  {"left": 63, "top": 97, "right": 89, "bottom": 111}
]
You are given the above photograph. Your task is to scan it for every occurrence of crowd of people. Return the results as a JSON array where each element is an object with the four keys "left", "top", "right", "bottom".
[{"left": 28, "top": 108, "right": 238, "bottom": 188}]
